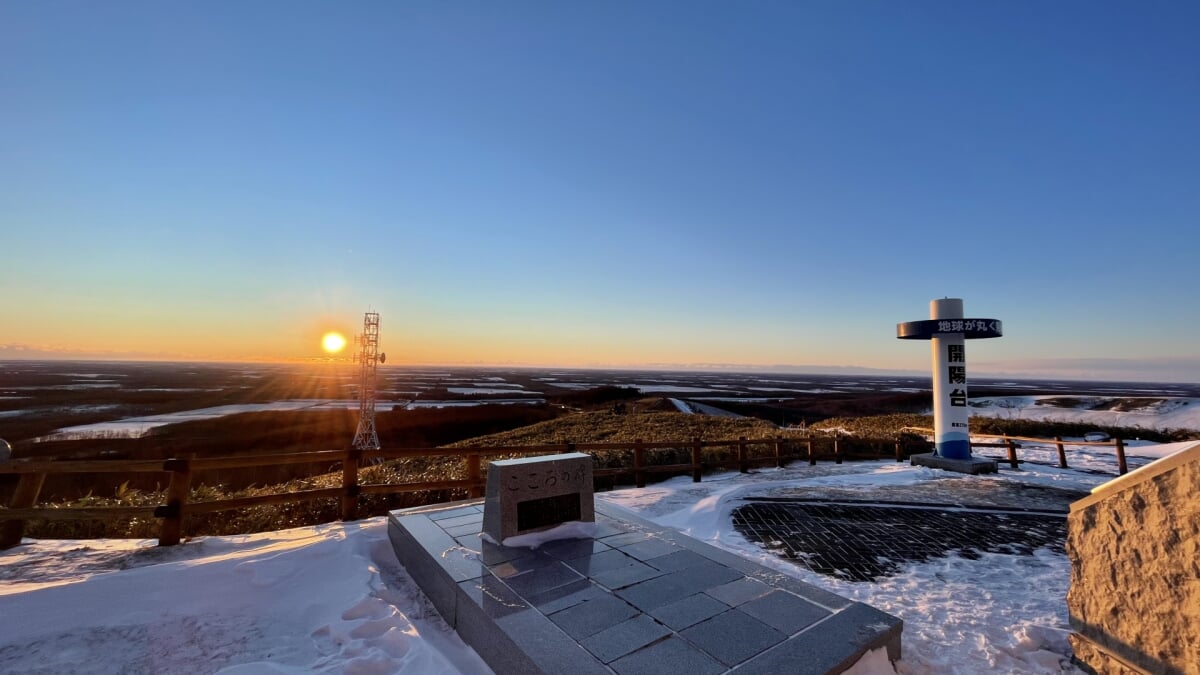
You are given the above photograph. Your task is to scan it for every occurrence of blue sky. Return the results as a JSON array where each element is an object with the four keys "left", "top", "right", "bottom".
[{"left": 2, "top": 2, "right": 1198, "bottom": 380}]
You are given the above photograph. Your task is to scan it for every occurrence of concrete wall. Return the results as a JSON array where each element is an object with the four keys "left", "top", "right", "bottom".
[{"left": 1067, "top": 442, "right": 1200, "bottom": 675}]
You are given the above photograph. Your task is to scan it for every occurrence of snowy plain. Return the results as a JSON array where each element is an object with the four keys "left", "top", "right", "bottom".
[
  {"left": 32, "top": 398, "right": 545, "bottom": 442},
  {"left": 3, "top": 439, "right": 1193, "bottom": 674},
  {"left": 39, "top": 391, "right": 1197, "bottom": 443},
  {"left": 968, "top": 396, "right": 1200, "bottom": 433}
]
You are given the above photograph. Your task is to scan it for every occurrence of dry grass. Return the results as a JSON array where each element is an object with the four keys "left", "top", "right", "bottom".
[
  {"left": 810, "top": 414, "right": 933, "bottom": 437},
  {"left": 19, "top": 460, "right": 468, "bottom": 540},
  {"left": 448, "top": 411, "right": 802, "bottom": 446},
  {"left": 11, "top": 411, "right": 901, "bottom": 541}
]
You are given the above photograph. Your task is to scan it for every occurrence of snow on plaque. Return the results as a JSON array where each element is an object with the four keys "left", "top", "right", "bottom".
[{"left": 481, "top": 452, "right": 595, "bottom": 547}]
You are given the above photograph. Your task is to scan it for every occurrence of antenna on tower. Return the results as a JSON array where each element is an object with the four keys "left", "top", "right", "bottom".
[{"left": 352, "top": 311, "right": 382, "bottom": 455}]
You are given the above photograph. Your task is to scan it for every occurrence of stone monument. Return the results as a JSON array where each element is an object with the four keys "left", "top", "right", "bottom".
[
  {"left": 482, "top": 452, "right": 594, "bottom": 545},
  {"left": 897, "top": 298, "right": 1002, "bottom": 474}
]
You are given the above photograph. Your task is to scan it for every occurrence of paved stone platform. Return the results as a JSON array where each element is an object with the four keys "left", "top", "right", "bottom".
[
  {"left": 732, "top": 500, "right": 1068, "bottom": 582},
  {"left": 389, "top": 500, "right": 902, "bottom": 675}
]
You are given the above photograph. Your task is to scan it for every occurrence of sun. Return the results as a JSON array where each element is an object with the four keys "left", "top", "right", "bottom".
[{"left": 322, "top": 332, "right": 347, "bottom": 354}]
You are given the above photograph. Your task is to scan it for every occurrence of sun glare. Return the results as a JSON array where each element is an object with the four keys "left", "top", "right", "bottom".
[{"left": 322, "top": 332, "right": 347, "bottom": 354}]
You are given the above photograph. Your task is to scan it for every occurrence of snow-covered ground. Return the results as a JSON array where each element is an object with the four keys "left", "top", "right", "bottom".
[
  {"left": 632, "top": 384, "right": 724, "bottom": 393},
  {"left": 446, "top": 387, "right": 542, "bottom": 395},
  {"left": 2, "top": 442, "right": 1195, "bottom": 674},
  {"left": 0, "top": 521, "right": 491, "bottom": 674},
  {"left": 405, "top": 399, "right": 545, "bottom": 409},
  {"left": 32, "top": 398, "right": 546, "bottom": 442},
  {"left": 969, "top": 396, "right": 1200, "bottom": 432},
  {"left": 667, "top": 397, "right": 693, "bottom": 413},
  {"left": 682, "top": 400, "right": 743, "bottom": 418},
  {"left": 962, "top": 435, "right": 1191, "bottom": 479},
  {"left": 33, "top": 400, "right": 405, "bottom": 441}
]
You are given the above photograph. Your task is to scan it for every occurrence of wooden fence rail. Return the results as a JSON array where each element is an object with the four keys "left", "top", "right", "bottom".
[
  {"left": 0, "top": 434, "right": 916, "bottom": 550},
  {"left": 901, "top": 427, "right": 1130, "bottom": 474}
]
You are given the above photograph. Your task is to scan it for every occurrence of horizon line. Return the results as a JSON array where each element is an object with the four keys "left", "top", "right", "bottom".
[{"left": 3, "top": 354, "right": 1198, "bottom": 385}]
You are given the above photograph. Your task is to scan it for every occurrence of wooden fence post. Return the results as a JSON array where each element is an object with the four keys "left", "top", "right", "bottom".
[
  {"left": 158, "top": 459, "right": 191, "bottom": 547},
  {"left": 808, "top": 435, "right": 816, "bottom": 466},
  {"left": 894, "top": 440, "right": 903, "bottom": 462},
  {"left": 834, "top": 436, "right": 842, "bottom": 465},
  {"left": 0, "top": 472, "right": 46, "bottom": 549},
  {"left": 466, "top": 454, "right": 483, "bottom": 498},
  {"left": 1005, "top": 437, "right": 1019, "bottom": 469},
  {"left": 342, "top": 448, "right": 361, "bottom": 521},
  {"left": 692, "top": 438, "right": 703, "bottom": 483},
  {"left": 1115, "top": 438, "right": 1128, "bottom": 475},
  {"left": 738, "top": 437, "right": 748, "bottom": 473},
  {"left": 634, "top": 439, "right": 646, "bottom": 488},
  {"left": 1055, "top": 436, "right": 1068, "bottom": 469},
  {"left": 774, "top": 437, "right": 784, "bottom": 468}
]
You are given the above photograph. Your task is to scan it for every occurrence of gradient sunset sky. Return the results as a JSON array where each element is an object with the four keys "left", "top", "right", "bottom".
[{"left": 2, "top": 2, "right": 1198, "bottom": 381}]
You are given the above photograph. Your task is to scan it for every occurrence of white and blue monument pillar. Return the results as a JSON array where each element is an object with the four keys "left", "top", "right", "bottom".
[{"left": 897, "top": 298, "right": 1003, "bottom": 473}]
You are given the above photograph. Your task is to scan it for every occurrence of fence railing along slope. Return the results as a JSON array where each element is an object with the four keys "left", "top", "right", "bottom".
[
  {"left": 901, "top": 427, "right": 1131, "bottom": 474},
  {"left": 0, "top": 435, "right": 915, "bottom": 549}
]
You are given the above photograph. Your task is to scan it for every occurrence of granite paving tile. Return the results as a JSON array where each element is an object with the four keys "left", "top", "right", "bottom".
[
  {"left": 610, "top": 636, "right": 725, "bottom": 675},
  {"left": 527, "top": 579, "right": 609, "bottom": 615},
  {"left": 742, "top": 569, "right": 854, "bottom": 610},
  {"left": 615, "top": 572, "right": 702, "bottom": 612},
  {"left": 435, "top": 512, "right": 484, "bottom": 529},
  {"left": 489, "top": 551, "right": 557, "bottom": 579},
  {"left": 738, "top": 590, "right": 829, "bottom": 635},
  {"left": 548, "top": 595, "right": 640, "bottom": 640},
  {"left": 564, "top": 549, "right": 639, "bottom": 576},
  {"left": 680, "top": 609, "right": 786, "bottom": 666},
  {"left": 600, "top": 531, "right": 655, "bottom": 547},
  {"left": 499, "top": 560, "right": 585, "bottom": 597},
  {"left": 589, "top": 559, "right": 666, "bottom": 590},
  {"left": 673, "top": 559, "right": 744, "bottom": 590},
  {"left": 646, "top": 593, "right": 729, "bottom": 631},
  {"left": 494, "top": 607, "right": 613, "bottom": 675},
  {"left": 614, "top": 561, "right": 743, "bottom": 612},
  {"left": 541, "top": 538, "right": 612, "bottom": 561},
  {"left": 645, "top": 549, "right": 710, "bottom": 573},
  {"left": 618, "top": 538, "right": 679, "bottom": 562},
  {"left": 427, "top": 505, "right": 483, "bottom": 521},
  {"left": 443, "top": 521, "right": 484, "bottom": 538},
  {"left": 453, "top": 534, "right": 532, "bottom": 566},
  {"left": 704, "top": 577, "right": 773, "bottom": 607},
  {"left": 581, "top": 614, "right": 672, "bottom": 663},
  {"left": 734, "top": 603, "right": 902, "bottom": 675}
]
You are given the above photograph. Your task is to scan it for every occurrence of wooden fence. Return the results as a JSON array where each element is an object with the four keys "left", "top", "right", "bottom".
[
  {"left": 903, "top": 427, "right": 1130, "bottom": 474},
  {"left": 0, "top": 434, "right": 915, "bottom": 549}
]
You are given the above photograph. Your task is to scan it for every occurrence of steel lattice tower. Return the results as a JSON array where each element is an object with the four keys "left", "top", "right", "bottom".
[{"left": 352, "top": 312, "right": 381, "bottom": 451}]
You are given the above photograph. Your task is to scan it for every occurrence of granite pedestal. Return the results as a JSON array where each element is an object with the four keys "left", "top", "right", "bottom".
[
  {"left": 388, "top": 500, "right": 902, "bottom": 675},
  {"left": 910, "top": 452, "right": 998, "bottom": 475}
]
